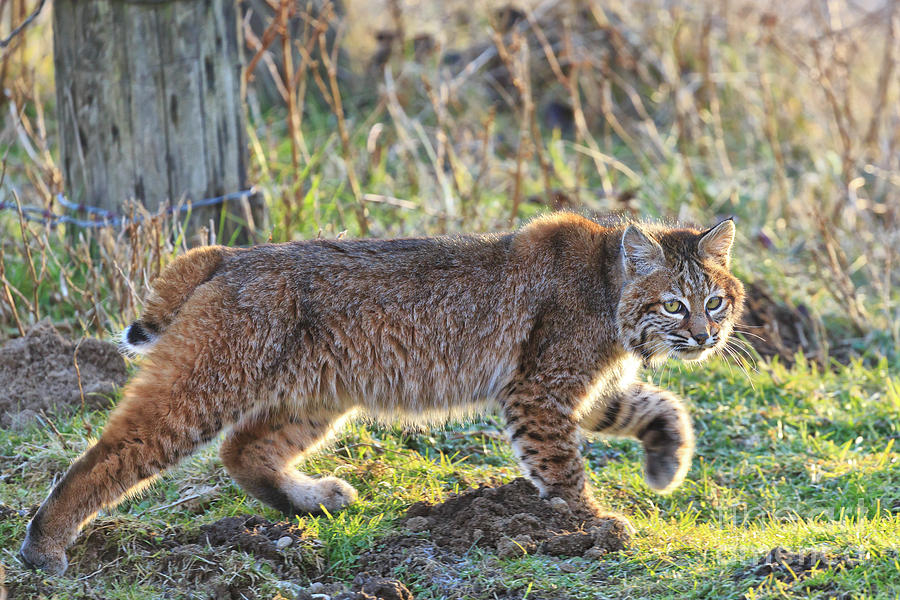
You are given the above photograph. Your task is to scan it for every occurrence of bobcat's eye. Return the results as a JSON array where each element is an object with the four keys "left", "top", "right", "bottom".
[
  {"left": 662, "top": 300, "right": 684, "bottom": 314},
  {"left": 706, "top": 297, "right": 724, "bottom": 311}
]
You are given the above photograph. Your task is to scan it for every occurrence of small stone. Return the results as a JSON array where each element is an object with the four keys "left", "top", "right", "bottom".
[
  {"left": 360, "top": 576, "right": 415, "bottom": 600},
  {"left": 405, "top": 516, "right": 430, "bottom": 532},
  {"left": 584, "top": 545, "right": 608, "bottom": 560},
  {"left": 548, "top": 496, "right": 569, "bottom": 512},
  {"left": 307, "top": 582, "right": 326, "bottom": 594},
  {"left": 276, "top": 535, "right": 293, "bottom": 550},
  {"left": 295, "top": 591, "right": 314, "bottom": 600},
  {"left": 497, "top": 534, "right": 536, "bottom": 559},
  {"left": 559, "top": 560, "right": 579, "bottom": 573},
  {"left": 497, "top": 537, "right": 527, "bottom": 559}
]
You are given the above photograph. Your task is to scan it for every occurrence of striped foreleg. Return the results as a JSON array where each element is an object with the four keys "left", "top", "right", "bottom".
[
  {"left": 502, "top": 390, "right": 593, "bottom": 506},
  {"left": 583, "top": 381, "right": 694, "bottom": 493}
]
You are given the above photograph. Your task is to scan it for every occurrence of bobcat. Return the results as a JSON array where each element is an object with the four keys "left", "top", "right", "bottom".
[{"left": 20, "top": 212, "right": 743, "bottom": 575}]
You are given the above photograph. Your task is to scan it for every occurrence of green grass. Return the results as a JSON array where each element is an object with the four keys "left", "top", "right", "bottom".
[
  {"left": 2, "top": 3, "right": 899, "bottom": 598},
  {"left": 2, "top": 354, "right": 898, "bottom": 599}
]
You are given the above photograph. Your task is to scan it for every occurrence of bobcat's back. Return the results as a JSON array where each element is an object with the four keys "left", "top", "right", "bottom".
[{"left": 129, "top": 233, "right": 545, "bottom": 421}]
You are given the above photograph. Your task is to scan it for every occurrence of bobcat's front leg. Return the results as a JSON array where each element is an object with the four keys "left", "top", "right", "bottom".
[
  {"left": 584, "top": 381, "right": 694, "bottom": 493},
  {"left": 502, "top": 383, "right": 596, "bottom": 509}
]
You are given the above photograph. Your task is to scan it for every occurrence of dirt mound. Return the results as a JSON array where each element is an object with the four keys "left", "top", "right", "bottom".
[
  {"left": 735, "top": 547, "right": 859, "bottom": 583},
  {"left": 738, "top": 282, "right": 819, "bottom": 365},
  {"left": 357, "top": 520, "right": 602, "bottom": 599},
  {"left": 400, "top": 478, "right": 629, "bottom": 559},
  {"left": 0, "top": 321, "right": 128, "bottom": 426},
  {"left": 354, "top": 479, "right": 627, "bottom": 598}
]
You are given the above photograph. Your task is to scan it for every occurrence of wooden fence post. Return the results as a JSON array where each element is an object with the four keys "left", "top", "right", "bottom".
[{"left": 52, "top": 0, "right": 265, "bottom": 244}]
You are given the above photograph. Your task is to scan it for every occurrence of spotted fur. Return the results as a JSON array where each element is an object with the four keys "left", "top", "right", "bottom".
[{"left": 20, "top": 212, "right": 743, "bottom": 575}]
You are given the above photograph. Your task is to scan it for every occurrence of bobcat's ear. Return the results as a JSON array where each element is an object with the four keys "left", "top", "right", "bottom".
[
  {"left": 698, "top": 218, "right": 735, "bottom": 267},
  {"left": 621, "top": 224, "right": 664, "bottom": 277}
]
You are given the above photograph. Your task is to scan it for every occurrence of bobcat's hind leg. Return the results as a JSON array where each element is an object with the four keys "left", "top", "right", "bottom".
[
  {"left": 220, "top": 409, "right": 358, "bottom": 516},
  {"left": 19, "top": 356, "right": 242, "bottom": 575},
  {"left": 584, "top": 381, "right": 694, "bottom": 493}
]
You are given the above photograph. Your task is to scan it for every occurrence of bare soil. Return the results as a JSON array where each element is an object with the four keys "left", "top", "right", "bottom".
[
  {"left": 401, "top": 478, "right": 630, "bottom": 558},
  {"left": 297, "top": 575, "right": 415, "bottom": 600},
  {"left": 738, "top": 282, "right": 819, "bottom": 365},
  {"left": 352, "top": 480, "right": 625, "bottom": 596},
  {"left": 4, "top": 510, "right": 323, "bottom": 599},
  {"left": 735, "top": 547, "right": 860, "bottom": 583},
  {"left": 0, "top": 321, "right": 127, "bottom": 427},
  {"left": 2, "top": 506, "right": 414, "bottom": 600},
  {"left": 3, "top": 480, "right": 627, "bottom": 598},
  {"left": 356, "top": 534, "right": 588, "bottom": 600}
]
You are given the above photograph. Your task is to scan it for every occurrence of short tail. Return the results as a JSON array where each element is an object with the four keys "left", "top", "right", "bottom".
[
  {"left": 119, "top": 320, "right": 159, "bottom": 357},
  {"left": 118, "top": 245, "right": 230, "bottom": 357}
]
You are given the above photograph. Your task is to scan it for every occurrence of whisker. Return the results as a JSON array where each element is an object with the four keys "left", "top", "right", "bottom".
[
  {"left": 717, "top": 343, "right": 740, "bottom": 381},
  {"left": 724, "top": 342, "right": 759, "bottom": 384},
  {"left": 731, "top": 337, "right": 761, "bottom": 355},
  {"left": 730, "top": 328, "right": 768, "bottom": 342},
  {"left": 722, "top": 344, "right": 754, "bottom": 387},
  {"left": 726, "top": 338, "right": 757, "bottom": 361},
  {"left": 727, "top": 339, "right": 762, "bottom": 370}
]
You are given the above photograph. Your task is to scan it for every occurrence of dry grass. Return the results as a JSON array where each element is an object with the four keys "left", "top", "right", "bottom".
[{"left": 1, "top": 0, "right": 898, "bottom": 360}]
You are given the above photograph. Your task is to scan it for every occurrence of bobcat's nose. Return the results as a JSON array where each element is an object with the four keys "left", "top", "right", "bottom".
[{"left": 692, "top": 332, "right": 710, "bottom": 345}]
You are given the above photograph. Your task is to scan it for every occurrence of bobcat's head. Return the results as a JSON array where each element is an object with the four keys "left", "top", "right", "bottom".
[{"left": 616, "top": 220, "right": 745, "bottom": 364}]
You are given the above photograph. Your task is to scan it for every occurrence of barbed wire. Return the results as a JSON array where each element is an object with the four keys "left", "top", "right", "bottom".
[
  {"left": 0, "top": 188, "right": 257, "bottom": 229},
  {"left": 0, "top": 0, "right": 47, "bottom": 49}
]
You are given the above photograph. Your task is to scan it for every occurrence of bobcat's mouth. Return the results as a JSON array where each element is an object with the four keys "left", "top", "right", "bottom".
[
  {"left": 673, "top": 345, "right": 712, "bottom": 362},
  {"left": 634, "top": 338, "right": 715, "bottom": 365}
]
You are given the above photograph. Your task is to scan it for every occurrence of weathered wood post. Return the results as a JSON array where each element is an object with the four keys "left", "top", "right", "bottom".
[{"left": 52, "top": 0, "right": 265, "bottom": 244}]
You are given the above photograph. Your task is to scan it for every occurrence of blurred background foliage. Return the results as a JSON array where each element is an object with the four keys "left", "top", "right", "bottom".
[{"left": 0, "top": 0, "right": 898, "bottom": 365}]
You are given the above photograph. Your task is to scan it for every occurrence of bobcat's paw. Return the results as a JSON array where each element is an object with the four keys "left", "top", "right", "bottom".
[
  {"left": 643, "top": 446, "right": 691, "bottom": 493},
  {"left": 19, "top": 528, "right": 68, "bottom": 576},
  {"left": 641, "top": 419, "right": 694, "bottom": 494},
  {"left": 283, "top": 475, "right": 358, "bottom": 514},
  {"left": 313, "top": 476, "right": 358, "bottom": 512}
]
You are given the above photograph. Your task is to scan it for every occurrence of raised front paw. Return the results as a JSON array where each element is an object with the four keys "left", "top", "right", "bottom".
[
  {"left": 640, "top": 417, "right": 694, "bottom": 493},
  {"left": 19, "top": 527, "right": 68, "bottom": 576},
  {"left": 643, "top": 435, "right": 693, "bottom": 493}
]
